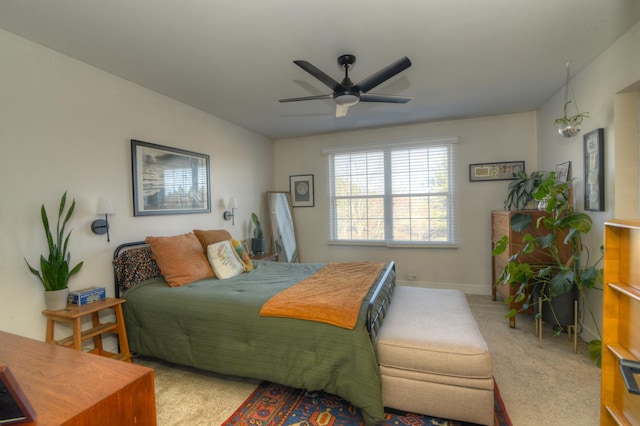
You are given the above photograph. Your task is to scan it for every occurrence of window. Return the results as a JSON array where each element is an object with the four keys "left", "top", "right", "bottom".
[{"left": 325, "top": 138, "right": 457, "bottom": 246}]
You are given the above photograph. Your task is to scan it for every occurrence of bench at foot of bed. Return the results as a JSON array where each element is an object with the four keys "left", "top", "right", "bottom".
[{"left": 376, "top": 286, "right": 494, "bottom": 426}]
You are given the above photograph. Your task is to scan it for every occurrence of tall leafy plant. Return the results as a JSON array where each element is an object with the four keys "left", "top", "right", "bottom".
[
  {"left": 493, "top": 172, "right": 603, "bottom": 365},
  {"left": 504, "top": 171, "right": 545, "bottom": 210},
  {"left": 251, "top": 212, "right": 263, "bottom": 239},
  {"left": 25, "top": 192, "right": 83, "bottom": 291}
]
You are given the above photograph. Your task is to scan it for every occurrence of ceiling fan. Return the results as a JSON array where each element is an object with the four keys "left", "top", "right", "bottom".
[{"left": 279, "top": 55, "right": 412, "bottom": 117}]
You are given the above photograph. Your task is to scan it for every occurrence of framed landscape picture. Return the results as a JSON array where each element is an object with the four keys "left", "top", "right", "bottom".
[{"left": 131, "top": 140, "right": 211, "bottom": 216}]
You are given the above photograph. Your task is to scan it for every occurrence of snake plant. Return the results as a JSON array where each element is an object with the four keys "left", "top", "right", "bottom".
[{"left": 25, "top": 191, "right": 83, "bottom": 291}]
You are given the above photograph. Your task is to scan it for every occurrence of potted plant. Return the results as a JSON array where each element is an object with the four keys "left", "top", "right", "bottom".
[
  {"left": 554, "top": 100, "right": 590, "bottom": 138},
  {"left": 493, "top": 172, "right": 603, "bottom": 365},
  {"left": 25, "top": 192, "right": 83, "bottom": 310},
  {"left": 504, "top": 171, "right": 545, "bottom": 210},
  {"left": 251, "top": 212, "right": 266, "bottom": 255}
]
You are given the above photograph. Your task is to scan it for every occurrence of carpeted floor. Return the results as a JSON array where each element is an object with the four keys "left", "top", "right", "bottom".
[{"left": 133, "top": 293, "right": 601, "bottom": 425}]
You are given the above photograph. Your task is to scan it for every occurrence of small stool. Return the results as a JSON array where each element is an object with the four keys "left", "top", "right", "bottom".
[{"left": 43, "top": 297, "right": 131, "bottom": 362}]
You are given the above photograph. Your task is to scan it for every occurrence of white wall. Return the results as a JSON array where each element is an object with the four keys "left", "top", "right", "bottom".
[
  {"left": 537, "top": 22, "right": 640, "bottom": 341},
  {"left": 274, "top": 112, "right": 538, "bottom": 295},
  {"left": 0, "top": 30, "right": 273, "bottom": 341}
]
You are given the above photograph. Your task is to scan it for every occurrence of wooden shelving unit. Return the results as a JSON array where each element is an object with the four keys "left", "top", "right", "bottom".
[{"left": 601, "top": 219, "right": 640, "bottom": 425}]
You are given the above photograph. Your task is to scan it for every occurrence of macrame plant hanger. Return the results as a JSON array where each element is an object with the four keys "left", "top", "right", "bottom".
[{"left": 555, "top": 62, "right": 589, "bottom": 138}]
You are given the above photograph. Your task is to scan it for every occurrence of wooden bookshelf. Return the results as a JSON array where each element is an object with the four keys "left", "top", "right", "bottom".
[{"left": 601, "top": 220, "right": 640, "bottom": 425}]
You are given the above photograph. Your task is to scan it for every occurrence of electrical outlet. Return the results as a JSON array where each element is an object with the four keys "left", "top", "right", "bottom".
[{"left": 408, "top": 273, "right": 418, "bottom": 281}]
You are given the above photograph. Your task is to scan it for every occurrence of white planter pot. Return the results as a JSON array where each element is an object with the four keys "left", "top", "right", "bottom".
[{"left": 44, "top": 288, "right": 69, "bottom": 311}]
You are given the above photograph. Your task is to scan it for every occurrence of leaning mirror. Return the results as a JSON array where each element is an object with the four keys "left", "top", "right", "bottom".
[{"left": 266, "top": 191, "right": 299, "bottom": 262}]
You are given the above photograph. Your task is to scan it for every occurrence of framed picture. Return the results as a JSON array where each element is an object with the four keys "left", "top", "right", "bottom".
[
  {"left": 131, "top": 140, "right": 211, "bottom": 216},
  {"left": 469, "top": 161, "right": 525, "bottom": 182},
  {"left": 583, "top": 128, "right": 604, "bottom": 211},
  {"left": 0, "top": 364, "right": 36, "bottom": 424},
  {"left": 289, "top": 174, "right": 314, "bottom": 207},
  {"left": 555, "top": 161, "right": 571, "bottom": 182}
]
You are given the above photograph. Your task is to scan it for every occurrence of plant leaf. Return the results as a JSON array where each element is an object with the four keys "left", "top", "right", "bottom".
[{"left": 588, "top": 340, "right": 602, "bottom": 368}]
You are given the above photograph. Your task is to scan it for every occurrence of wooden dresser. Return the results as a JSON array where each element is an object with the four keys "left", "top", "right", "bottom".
[
  {"left": 601, "top": 220, "right": 640, "bottom": 425},
  {"left": 491, "top": 210, "right": 572, "bottom": 327},
  {"left": 0, "top": 330, "right": 156, "bottom": 425}
]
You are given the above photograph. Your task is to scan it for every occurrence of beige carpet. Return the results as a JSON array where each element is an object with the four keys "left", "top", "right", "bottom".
[{"left": 133, "top": 294, "right": 601, "bottom": 425}]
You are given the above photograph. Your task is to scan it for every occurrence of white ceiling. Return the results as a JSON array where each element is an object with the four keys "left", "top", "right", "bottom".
[{"left": 1, "top": 0, "right": 639, "bottom": 140}]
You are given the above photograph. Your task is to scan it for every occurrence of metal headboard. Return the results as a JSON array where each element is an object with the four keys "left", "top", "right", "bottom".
[{"left": 113, "top": 241, "right": 146, "bottom": 298}]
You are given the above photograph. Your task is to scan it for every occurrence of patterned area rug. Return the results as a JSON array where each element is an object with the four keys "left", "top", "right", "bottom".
[{"left": 222, "top": 380, "right": 512, "bottom": 426}]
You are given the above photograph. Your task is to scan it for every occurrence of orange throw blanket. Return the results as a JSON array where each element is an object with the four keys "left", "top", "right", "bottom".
[{"left": 260, "top": 261, "right": 385, "bottom": 329}]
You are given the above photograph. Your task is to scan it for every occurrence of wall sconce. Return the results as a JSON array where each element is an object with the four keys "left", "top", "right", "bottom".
[
  {"left": 223, "top": 197, "right": 238, "bottom": 225},
  {"left": 91, "top": 197, "right": 114, "bottom": 242}
]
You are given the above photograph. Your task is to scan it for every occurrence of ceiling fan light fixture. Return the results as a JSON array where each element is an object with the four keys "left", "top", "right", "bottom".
[{"left": 334, "top": 93, "right": 360, "bottom": 106}]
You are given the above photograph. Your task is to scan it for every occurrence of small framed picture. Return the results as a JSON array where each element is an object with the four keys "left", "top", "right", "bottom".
[
  {"left": 584, "top": 128, "right": 605, "bottom": 211},
  {"left": 289, "top": 174, "right": 314, "bottom": 207},
  {"left": 555, "top": 161, "right": 571, "bottom": 182}
]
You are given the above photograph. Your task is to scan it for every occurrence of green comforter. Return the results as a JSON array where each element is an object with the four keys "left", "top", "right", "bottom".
[{"left": 123, "top": 261, "right": 388, "bottom": 425}]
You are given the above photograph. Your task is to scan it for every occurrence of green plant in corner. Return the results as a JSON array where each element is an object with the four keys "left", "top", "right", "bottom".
[
  {"left": 493, "top": 172, "right": 603, "bottom": 366},
  {"left": 25, "top": 191, "right": 83, "bottom": 291},
  {"left": 504, "top": 171, "right": 545, "bottom": 210},
  {"left": 251, "top": 212, "right": 263, "bottom": 239}
]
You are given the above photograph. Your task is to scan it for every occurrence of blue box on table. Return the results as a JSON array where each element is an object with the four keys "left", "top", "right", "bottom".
[{"left": 68, "top": 286, "right": 106, "bottom": 306}]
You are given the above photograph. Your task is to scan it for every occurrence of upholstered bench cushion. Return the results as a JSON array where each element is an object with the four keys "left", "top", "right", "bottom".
[
  {"left": 376, "top": 286, "right": 494, "bottom": 425},
  {"left": 377, "top": 286, "right": 492, "bottom": 380}
]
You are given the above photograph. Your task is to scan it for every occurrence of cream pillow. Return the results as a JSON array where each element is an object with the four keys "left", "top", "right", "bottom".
[{"left": 207, "top": 240, "right": 246, "bottom": 279}]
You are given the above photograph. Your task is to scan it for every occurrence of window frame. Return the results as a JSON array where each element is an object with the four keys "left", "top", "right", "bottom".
[{"left": 324, "top": 137, "right": 458, "bottom": 247}]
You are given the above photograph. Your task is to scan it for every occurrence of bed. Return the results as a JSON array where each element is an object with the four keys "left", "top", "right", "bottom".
[{"left": 113, "top": 236, "right": 396, "bottom": 425}]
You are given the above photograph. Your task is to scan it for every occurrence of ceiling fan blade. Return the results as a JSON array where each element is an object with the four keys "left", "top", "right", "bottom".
[
  {"left": 359, "top": 93, "right": 412, "bottom": 103},
  {"left": 294, "top": 60, "right": 345, "bottom": 91},
  {"left": 336, "top": 104, "right": 349, "bottom": 118},
  {"left": 279, "top": 94, "right": 333, "bottom": 103},
  {"left": 355, "top": 56, "right": 412, "bottom": 93}
]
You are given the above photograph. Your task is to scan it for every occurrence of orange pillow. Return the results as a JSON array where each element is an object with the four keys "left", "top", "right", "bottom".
[
  {"left": 193, "top": 229, "right": 233, "bottom": 252},
  {"left": 145, "top": 233, "right": 214, "bottom": 287}
]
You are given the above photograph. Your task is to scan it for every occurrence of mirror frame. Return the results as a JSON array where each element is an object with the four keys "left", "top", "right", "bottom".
[{"left": 266, "top": 191, "right": 300, "bottom": 263}]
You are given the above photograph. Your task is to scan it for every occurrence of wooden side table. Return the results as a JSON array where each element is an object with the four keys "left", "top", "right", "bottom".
[
  {"left": 250, "top": 252, "right": 279, "bottom": 262},
  {"left": 42, "top": 297, "right": 131, "bottom": 362}
]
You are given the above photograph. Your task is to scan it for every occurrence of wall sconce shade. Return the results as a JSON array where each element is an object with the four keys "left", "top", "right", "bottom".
[
  {"left": 96, "top": 197, "right": 115, "bottom": 215},
  {"left": 223, "top": 197, "right": 238, "bottom": 225},
  {"left": 91, "top": 197, "right": 114, "bottom": 242}
]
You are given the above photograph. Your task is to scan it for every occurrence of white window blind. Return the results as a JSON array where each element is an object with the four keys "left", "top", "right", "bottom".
[{"left": 325, "top": 138, "right": 457, "bottom": 246}]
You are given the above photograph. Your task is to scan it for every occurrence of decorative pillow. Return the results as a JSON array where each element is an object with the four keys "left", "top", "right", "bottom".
[
  {"left": 145, "top": 233, "right": 214, "bottom": 287},
  {"left": 231, "top": 239, "right": 253, "bottom": 272},
  {"left": 207, "top": 240, "right": 246, "bottom": 279},
  {"left": 193, "top": 229, "right": 233, "bottom": 252},
  {"left": 113, "top": 246, "right": 162, "bottom": 293}
]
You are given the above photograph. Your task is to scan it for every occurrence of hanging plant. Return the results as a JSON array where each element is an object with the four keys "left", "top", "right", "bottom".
[
  {"left": 554, "top": 101, "right": 590, "bottom": 138},
  {"left": 554, "top": 64, "right": 589, "bottom": 138}
]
